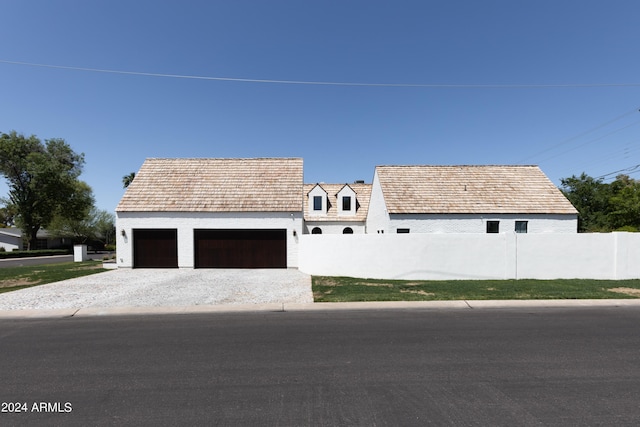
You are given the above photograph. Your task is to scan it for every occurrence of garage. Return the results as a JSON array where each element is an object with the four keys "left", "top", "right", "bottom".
[
  {"left": 133, "top": 229, "right": 178, "bottom": 268},
  {"left": 194, "top": 229, "right": 287, "bottom": 268}
]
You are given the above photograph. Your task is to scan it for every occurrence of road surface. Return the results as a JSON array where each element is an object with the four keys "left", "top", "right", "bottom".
[{"left": 1, "top": 307, "right": 639, "bottom": 425}]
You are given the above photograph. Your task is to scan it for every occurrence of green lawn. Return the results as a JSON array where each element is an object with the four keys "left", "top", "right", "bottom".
[
  {"left": 312, "top": 276, "right": 640, "bottom": 302},
  {"left": 0, "top": 261, "right": 108, "bottom": 294}
]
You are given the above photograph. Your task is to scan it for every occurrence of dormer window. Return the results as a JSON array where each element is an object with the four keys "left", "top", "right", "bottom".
[
  {"left": 342, "top": 196, "right": 351, "bottom": 211},
  {"left": 337, "top": 184, "right": 357, "bottom": 217},
  {"left": 308, "top": 184, "right": 328, "bottom": 216}
]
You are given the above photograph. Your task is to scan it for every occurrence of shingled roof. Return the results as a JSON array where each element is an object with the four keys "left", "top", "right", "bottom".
[
  {"left": 303, "top": 183, "right": 372, "bottom": 221},
  {"left": 375, "top": 165, "right": 578, "bottom": 214},
  {"left": 116, "top": 158, "right": 303, "bottom": 212}
]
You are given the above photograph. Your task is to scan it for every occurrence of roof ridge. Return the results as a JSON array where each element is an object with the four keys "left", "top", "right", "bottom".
[
  {"left": 145, "top": 157, "right": 303, "bottom": 161},
  {"left": 376, "top": 164, "right": 539, "bottom": 168}
]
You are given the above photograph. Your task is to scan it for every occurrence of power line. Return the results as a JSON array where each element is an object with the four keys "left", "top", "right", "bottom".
[
  {"left": 579, "top": 138, "right": 640, "bottom": 170},
  {"left": 595, "top": 164, "right": 640, "bottom": 180},
  {"left": 534, "top": 118, "right": 640, "bottom": 165},
  {"left": 3, "top": 59, "right": 640, "bottom": 88},
  {"left": 517, "top": 107, "right": 640, "bottom": 164}
]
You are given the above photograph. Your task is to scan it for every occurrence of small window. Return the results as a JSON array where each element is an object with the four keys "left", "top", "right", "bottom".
[
  {"left": 311, "top": 227, "right": 322, "bottom": 234},
  {"left": 515, "top": 221, "right": 528, "bottom": 233},
  {"left": 397, "top": 228, "right": 410, "bottom": 234},
  {"left": 342, "top": 196, "right": 352, "bottom": 211},
  {"left": 343, "top": 227, "right": 353, "bottom": 234},
  {"left": 313, "top": 196, "right": 323, "bottom": 211},
  {"left": 486, "top": 221, "right": 500, "bottom": 233}
]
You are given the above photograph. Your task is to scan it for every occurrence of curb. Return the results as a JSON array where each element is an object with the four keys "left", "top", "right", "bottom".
[{"left": 2, "top": 299, "right": 640, "bottom": 319}]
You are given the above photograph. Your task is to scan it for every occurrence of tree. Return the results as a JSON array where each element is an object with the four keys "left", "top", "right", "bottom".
[
  {"left": 0, "top": 131, "right": 92, "bottom": 249},
  {"left": 608, "top": 175, "right": 640, "bottom": 231},
  {"left": 122, "top": 172, "right": 135, "bottom": 188},
  {"left": 48, "top": 207, "right": 115, "bottom": 247},
  {"left": 0, "top": 205, "right": 16, "bottom": 227},
  {"left": 561, "top": 173, "right": 640, "bottom": 232},
  {"left": 94, "top": 210, "right": 116, "bottom": 246},
  {"left": 560, "top": 173, "right": 611, "bottom": 232}
]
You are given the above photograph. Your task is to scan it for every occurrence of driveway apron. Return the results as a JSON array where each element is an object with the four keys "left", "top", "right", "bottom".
[{"left": 0, "top": 269, "right": 313, "bottom": 310}]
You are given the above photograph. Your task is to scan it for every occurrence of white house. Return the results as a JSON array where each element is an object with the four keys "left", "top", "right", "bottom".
[
  {"left": 0, "top": 227, "right": 74, "bottom": 251},
  {"left": 0, "top": 228, "right": 22, "bottom": 252},
  {"left": 366, "top": 165, "right": 578, "bottom": 234},
  {"left": 303, "top": 182, "right": 372, "bottom": 234},
  {"left": 115, "top": 158, "right": 304, "bottom": 268}
]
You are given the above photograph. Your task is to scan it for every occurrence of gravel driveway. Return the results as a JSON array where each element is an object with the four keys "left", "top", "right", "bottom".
[{"left": 0, "top": 269, "right": 313, "bottom": 310}]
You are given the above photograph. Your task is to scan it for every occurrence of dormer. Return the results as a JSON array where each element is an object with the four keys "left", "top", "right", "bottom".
[
  {"left": 308, "top": 184, "right": 328, "bottom": 216},
  {"left": 337, "top": 184, "right": 357, "bottom": 217}
]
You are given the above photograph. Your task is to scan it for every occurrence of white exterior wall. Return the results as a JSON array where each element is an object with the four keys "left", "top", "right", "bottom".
[
  {"left": 299, "top": 232, "right": 640, "bottom": 280},
  {"left": 304, "top": 221, "right": 366, "bottom": 234},
  {"left": 116, "top": 211, "right": 303, "bottom": 268},
  {"left": 0, "top": 233, "right": 22, "bottom": 252},
  {"left": 365, "top": 170, "right": 390, "bottom": 234},
  {"left": 388, "top": 213, "right": 577, "bottom": 234}
]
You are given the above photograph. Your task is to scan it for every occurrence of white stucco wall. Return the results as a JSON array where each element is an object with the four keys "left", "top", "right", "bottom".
[
  {"left": 299, "top": 232, "right": 640, "bottom": 280},
  {"left": 365, "top": 170, "right": 389, "bottom": 234},
  {"left": 116, "top": 211, "right": 303, "bottom": 268},
  {"left": 388, "top": 213, "right": 577, "bottom": 234},
  {"left": 303, "top": 221, "right": 365, "bottom": 234}
]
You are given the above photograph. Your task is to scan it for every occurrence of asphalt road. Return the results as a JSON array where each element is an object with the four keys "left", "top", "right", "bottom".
[{"left": 1, "top": 307, "right": 640, "bottom": 426}]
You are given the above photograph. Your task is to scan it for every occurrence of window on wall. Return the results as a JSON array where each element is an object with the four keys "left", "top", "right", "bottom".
[
  {"left": 311, "top": 227, "right": 322, "bottom": 234},
  {"left": 515, "top": 221, "right": 528, "bottom": 233},
  {"left": 342, "top": 196, "right": 351, "bottom": 211},
  {"left": 397, "top": 228, "right": 410, "bottom": 233},
  {"left": 313, "top": 196, "right": 322, "bottom": 211},
  {"left": 342, "top": 227, "right": 353, "bottom": 234},
  {"left": 486, "top": 221, "right": 500, "bottom": 233}
]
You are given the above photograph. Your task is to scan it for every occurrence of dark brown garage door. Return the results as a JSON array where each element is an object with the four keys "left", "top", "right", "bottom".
[
  {"left": 133, "top": 229, "right": 178, "bottom": 268},
  {"left": 194, "top": 229, "right": 286, "bottom": 268}
]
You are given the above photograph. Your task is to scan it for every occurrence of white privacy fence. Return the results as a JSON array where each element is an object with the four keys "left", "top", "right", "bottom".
[{"left": 298, "top": 232, "right": 640, "bottom": 280}]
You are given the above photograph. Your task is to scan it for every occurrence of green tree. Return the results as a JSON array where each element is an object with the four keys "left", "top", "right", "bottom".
[
  {"left": 560, "top": 173, "right": 611, "bottom": 232},
  {"left": 0, "top": 131, "right": 92, "bottom": 249},
  {"left": 46, "top": 181, "right": 96, "bottom": 243},
  {"left": 0, "top": 205, "right": 16, "bottom": 227},
  {"left": 48, "top": 206, "right": 115, "bottom": 246},
  {"left": 608, "top": 175, "right": 640, "bottom": 231},
  {"left": 94, "top": 209, "right": 116, "bottom": 246},
  {"left": 561, "top": 173, "right": 640, "bottom": 232},
  {"left": 122, "top": 172, "right": 135, "bottom": 188}
]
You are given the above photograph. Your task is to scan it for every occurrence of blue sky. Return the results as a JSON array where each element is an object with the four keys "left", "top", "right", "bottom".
[{"left": 1, "top": 1, "right": 640, "bottom": 212}]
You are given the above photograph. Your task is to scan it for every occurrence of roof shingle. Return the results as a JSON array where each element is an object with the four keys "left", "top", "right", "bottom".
[
  {"left": 376, "top": 165, "right": 578, "bottom": 214},
  {"left": 116, "top": 158, "right": 303, "bottom": 212}
]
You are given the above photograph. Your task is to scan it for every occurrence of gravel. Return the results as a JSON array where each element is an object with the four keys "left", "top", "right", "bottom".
[{"left": 0, "top": 269, "right": 313, "bottom": 310}]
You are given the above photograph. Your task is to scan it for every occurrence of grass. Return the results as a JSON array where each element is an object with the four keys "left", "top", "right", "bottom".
[
  {"left": 312, "top": 276, "right": 640, "bottom": 302},
  {"left": 0, "top": 261, "right": 108, "bottom": 294}
]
